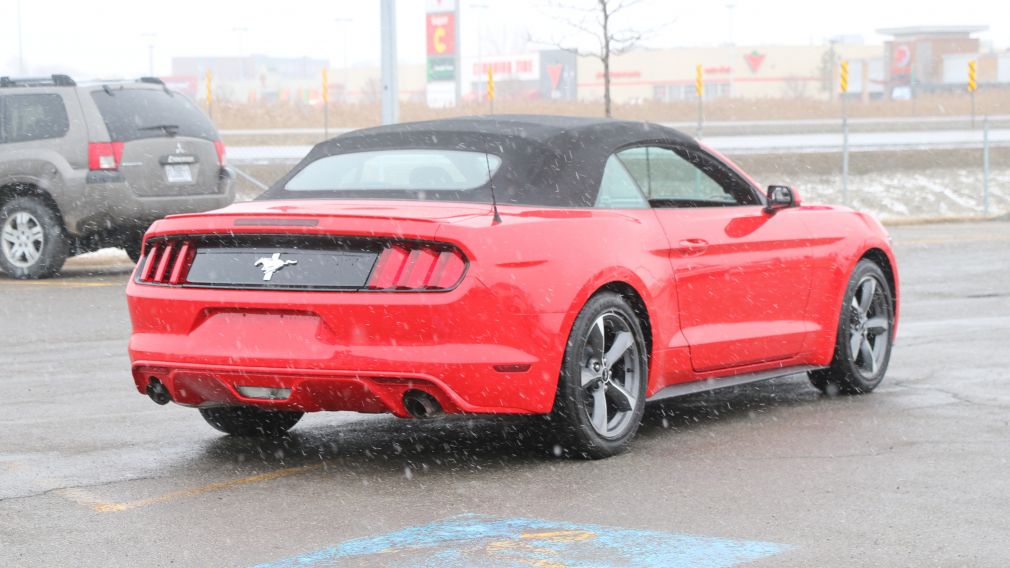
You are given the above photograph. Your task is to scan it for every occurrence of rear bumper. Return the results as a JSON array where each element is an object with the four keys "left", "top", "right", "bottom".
[
  {"left": 63, "top": 167, "right": 235, "bottom": 235},
  {"left": 127, "top": 278, "right": 568, "bottom": 415},
  {"left": 131, "top": 362, "right": 541, "bottom": 417}
]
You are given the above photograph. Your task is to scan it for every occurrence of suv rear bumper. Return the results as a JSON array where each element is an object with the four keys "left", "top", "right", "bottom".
[{"left": 61, "top": 167, "right": 235, "bottom": 235}]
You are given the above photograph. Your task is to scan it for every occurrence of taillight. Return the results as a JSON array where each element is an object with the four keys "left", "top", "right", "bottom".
[
  {"left": 138, "top": 240, "right": 195, "bottom": 285},
  {"left": 88, "top": 142, "right": 124, "bottom": 171},
  {"left": 366, "top": 244, "right": 467, "bottom": 291},
  {"left": 213, "top": 140, "right": 227, "bottom": 166}
]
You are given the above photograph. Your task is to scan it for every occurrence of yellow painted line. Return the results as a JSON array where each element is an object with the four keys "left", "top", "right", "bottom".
[
  {"left": 56, "top": 464, "right": 322, "bottom": 513},
  {"left": 521, "top": 530, "right": 595, "bottom": 543},
  {"left": 0, "top": 280, "right": 122, "bottom": 288}
]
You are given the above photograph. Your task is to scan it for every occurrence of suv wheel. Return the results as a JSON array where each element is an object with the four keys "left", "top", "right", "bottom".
[{"left": 0, "top": 197, "right": 69, "bottom": 279}]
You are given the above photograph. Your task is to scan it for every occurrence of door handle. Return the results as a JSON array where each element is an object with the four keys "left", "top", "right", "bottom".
[{"left": 677, "top": 238, "right": 709, "bottom": 257}]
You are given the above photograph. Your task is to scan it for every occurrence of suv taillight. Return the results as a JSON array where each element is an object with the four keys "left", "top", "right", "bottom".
[
  {"left": 366, "top": 244, "right": 467, "bottom": 291},
  {"left": 213, "top": 140, "right": 227, "bottom": 166},
  {"left": 88, "top": 142, "right": 124, "bottom": 171}
]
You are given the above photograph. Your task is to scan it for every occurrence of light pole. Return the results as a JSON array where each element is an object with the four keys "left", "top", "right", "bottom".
[
  {"left": 726, "top": 3, "right": 735, "bottom": 46},
  {"left": 142, "top": 33, "right": 156, "bottom": 76},
  {"left": 471, "top": 2, "right": 488, "bottom": 105},
  {"left": 17, "top": 0, "right": 25, "bottom": 74},
  {"left": 232, "top": 26, "right": 248, "bottom": 99},
  {"left": 380, "top": 0, "right": 398, "bottom": 125},
  {"left": 335, "top": 17, "right": 352, "bottom": 102}
]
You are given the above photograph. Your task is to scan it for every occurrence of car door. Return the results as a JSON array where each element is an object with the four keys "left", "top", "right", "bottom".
[{"left": 615, "top": 145, "right": 816, "bottom": 372}]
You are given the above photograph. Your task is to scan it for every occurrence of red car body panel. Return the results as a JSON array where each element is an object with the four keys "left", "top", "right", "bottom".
[{"left": 127, "top": 196, "right": 898, "bottom": 417}]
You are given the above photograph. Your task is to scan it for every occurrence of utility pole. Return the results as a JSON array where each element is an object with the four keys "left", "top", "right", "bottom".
[{"left": 380, "top": 0, "right": 399, "bottom": 125}]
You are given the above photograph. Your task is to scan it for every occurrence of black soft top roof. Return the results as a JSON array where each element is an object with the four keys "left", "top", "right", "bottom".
[{"left": 261, "top": 115, "right": 700, "bottom": 207}]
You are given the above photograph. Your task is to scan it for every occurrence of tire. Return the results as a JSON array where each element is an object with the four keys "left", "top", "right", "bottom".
[
  {"left": 548, "top": 292, "right": 649, "bottom": 459},
  {"left": 123, "top": 238, "right": 143, "bottom": 264},
  {"left": 0, "top": 197, "right": 69, "bottom": 279},
  {"left": 199, "top": 406, "right": 303, "bottom": 437},
  {"left": 809, "top": 259, "right": 895, "bottom": 395}
]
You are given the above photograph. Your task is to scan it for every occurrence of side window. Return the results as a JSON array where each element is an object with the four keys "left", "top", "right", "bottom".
[
  {"left": 595, "top": 155, "right": 649, "bottom": 209},
  {"left": 2, "top": 94, "right": 70, "bottom": 144},
  {"left": 616, "top": 146, "right": 754, "bottom": 207}
]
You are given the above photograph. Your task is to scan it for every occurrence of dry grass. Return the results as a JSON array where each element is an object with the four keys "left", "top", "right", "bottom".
[{"left": 208, "top": 88, "right": 1010, "bottom": 130}]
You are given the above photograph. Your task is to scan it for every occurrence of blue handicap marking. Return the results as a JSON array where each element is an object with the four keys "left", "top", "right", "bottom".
[{"left": 254, "top": 513, "right": 790, "bottom": 567}]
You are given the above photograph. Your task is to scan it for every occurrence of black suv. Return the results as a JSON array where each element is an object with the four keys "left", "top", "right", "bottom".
[{"left": 0, "top": 74, "right": 234, "bottom": 278}]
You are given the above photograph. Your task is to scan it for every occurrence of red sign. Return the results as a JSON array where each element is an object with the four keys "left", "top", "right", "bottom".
[
  {"left": 595, "top": 70, "right": 641, "bottom": 79},
  {"left": 704, "top": 66, "right": 732, "bottom": 75},
  {"left": 473, "top": 59, "right": 534, "bottom": 76},
  {"left": 547, "top": 64, "right": 564, "bottom": 90},
  {"left": 426, "top": 13, "right": 456, "bottom": 56},
  {"left": 891, "top": 43, "right": 912, "bottom": 75},
  {"left": 744, "top": 51, "right": 766, "bottom": 73}
]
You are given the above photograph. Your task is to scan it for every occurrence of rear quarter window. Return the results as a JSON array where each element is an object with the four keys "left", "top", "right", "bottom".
[
  {"left": 90, "top": 88, "right": 217, "bottom": 142},
  {"left": 1, "top": 94, "right": 69, "bottom": 143}
]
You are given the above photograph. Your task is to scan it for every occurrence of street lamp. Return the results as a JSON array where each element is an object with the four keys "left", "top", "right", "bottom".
[
  {"left": 232, "top": 27, "right": 248, "bottom": 82},
  {"left": 471, "top": 2, "right": 489, "bottom": 102},
  {"left": 725, "top": 3, "right": 736, "bottom": 46},
  {"left": 17, "top": 0, "right": 25, "bottom": 74},
  {"left": 335, "top": 17, "right": 352, "bottom": 102},
  {"left": 142, "top": 33, "right": 157, "bottom": 76}
]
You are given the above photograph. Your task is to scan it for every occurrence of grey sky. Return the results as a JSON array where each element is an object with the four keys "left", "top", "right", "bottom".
[{"left": 1, "top": 0, "right": 1006, "bottom": 78}]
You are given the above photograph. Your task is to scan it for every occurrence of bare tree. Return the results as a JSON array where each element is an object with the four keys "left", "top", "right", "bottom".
[{"left": 547, "top": 0, "right": 647, "bottom": 117}]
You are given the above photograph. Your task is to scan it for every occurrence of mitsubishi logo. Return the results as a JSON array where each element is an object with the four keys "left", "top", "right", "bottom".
[
  {"left": 254, "top": 252, "right": 297, "bottom": 281},
  {"left": 175, "top": 142, "right": 185, "bottom": 154}
]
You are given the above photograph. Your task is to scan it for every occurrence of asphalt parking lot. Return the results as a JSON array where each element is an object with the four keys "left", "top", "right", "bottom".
[{"left": 2, "top": 221, "right": 1009, "bottom": 567}]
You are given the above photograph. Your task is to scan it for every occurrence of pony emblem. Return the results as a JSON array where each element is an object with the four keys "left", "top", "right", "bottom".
[{"left": 254, "top": 252, "right": 297, "bottom": 281}]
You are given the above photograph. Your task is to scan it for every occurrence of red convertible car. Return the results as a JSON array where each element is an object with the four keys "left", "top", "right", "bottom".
[{"left": 127, "top": 116, "right": 898, "bottom": 458}]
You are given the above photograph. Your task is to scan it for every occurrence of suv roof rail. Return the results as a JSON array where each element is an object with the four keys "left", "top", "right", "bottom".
[
  {"left": 0, "top": 74, "right": 76, "bottom": 88},
  {"left": 138, "top": 76, "right": 165, "bottom": 86}
]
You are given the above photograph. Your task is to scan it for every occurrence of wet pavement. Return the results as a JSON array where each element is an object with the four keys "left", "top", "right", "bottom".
[{"left": 2, "top": 221, "right": 1009, "bottom": 567}]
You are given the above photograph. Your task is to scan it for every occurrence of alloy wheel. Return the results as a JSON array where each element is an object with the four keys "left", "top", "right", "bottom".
[
  {"left": 579, "top": 311, "right": 642, "bottom": 439},
  {"left": 847, "top": 275, "right": 891, "bottom": 377},
  {"left": 1, "top": 211, "right": 45, "bottom": 268}
]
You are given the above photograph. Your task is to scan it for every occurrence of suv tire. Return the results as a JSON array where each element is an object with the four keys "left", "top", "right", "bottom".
[{"left": 0, "top": 197, "right": 69, "bottom": 279}]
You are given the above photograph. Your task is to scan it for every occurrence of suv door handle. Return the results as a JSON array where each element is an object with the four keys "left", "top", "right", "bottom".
[{"left": 677, "top": 238, "right": 709, "bottom": 257}]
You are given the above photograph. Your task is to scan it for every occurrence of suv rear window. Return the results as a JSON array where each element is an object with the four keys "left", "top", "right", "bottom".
[
  {"left": 90, "top": 88, "right": 216, "bottom": 142},
  {"left": 1, "top": 94, "right": 69, "bottom": 143}
]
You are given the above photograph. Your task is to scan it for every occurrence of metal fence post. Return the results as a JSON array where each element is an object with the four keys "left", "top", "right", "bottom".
[
  {"left": 842, "top": 96, "right": 849, "bottom": 205},
  {"left": 983, "top": 115, "right": 990, "bottom": 217}
]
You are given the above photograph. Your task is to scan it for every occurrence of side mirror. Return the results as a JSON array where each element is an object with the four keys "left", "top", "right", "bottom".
[{"left": 765, "top": 185, "right": 800, "bottom": 213}]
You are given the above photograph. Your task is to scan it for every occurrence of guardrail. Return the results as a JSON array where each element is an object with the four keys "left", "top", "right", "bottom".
[
  {"left": 227, "top": 127, "right": 1010, "bottom": 164},
  {"left": 219, "top": 115, "right": 1010, "bottom": 138}
]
